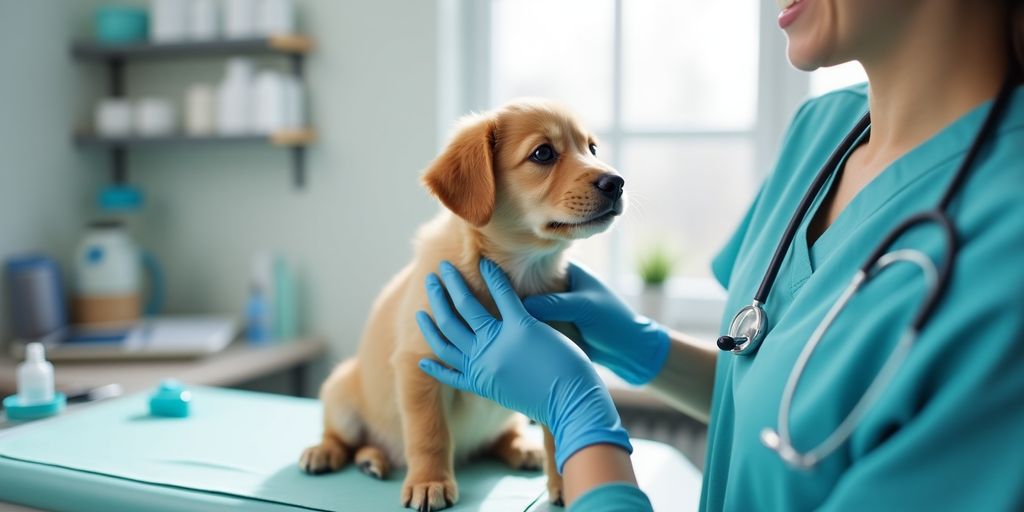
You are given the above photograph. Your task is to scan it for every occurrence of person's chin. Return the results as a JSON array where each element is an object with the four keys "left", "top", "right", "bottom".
[{"left": 785, "top": 34, "right": 831, "bottom": 71}]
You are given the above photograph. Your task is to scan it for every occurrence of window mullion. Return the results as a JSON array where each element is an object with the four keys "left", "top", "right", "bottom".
[
  {"left": 610, "top": 0, "right": 625, "bottom": 289},
  {"left": 754, "top": 0, "right": 810, "bottom": 178}
]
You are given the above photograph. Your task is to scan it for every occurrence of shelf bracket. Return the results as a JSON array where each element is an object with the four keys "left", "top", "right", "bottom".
[
  {"left": 291, "top": 147, "right": 305, "bottom": 188},
  {"left": 108, "top": 57, "right": 125, "bottom": 96},
  {"left": 108, "top": 58, "right": 128, "bottom": 185},
  {"left": 290, "top": 53, "right": 305, "bottom": 188},
  {"left": 112, "top": 146, "right": 128, "bottom": 184}
]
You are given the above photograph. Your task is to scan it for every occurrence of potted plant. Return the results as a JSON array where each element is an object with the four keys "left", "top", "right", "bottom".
[{"left": 636, "top": 242, "right": 675, "bottom": 320}]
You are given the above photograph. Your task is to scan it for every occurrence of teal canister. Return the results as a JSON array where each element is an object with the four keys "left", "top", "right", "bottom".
[{"left": 95, "top": 7, "right": 149, "bottom": 44}]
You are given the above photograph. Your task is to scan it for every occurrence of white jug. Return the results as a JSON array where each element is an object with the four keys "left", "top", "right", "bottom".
[{"left": 72, "top": 220, "right": 163, "bottom": 326}]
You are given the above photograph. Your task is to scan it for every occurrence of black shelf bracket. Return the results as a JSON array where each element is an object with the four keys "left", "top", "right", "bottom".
[
  {"left": 289, "top": 52, "right": 306, "bottom": 188},
  {"left": 108, "top": 57, "right": 127, "bottom": 184}
]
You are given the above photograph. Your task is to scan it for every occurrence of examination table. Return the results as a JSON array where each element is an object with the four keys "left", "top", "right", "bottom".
[{"left": 0, "top": 387, "right": 700, "bottom": 511}]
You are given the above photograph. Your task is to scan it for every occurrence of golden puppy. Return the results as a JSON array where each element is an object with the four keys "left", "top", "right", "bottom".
[{"left": 299, "top": 99, "right": 625, "bottom": 511}]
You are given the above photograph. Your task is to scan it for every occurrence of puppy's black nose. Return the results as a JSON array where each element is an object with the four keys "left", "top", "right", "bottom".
[{"left": 594, "top": 174, "right": 625, "bottom": 199}]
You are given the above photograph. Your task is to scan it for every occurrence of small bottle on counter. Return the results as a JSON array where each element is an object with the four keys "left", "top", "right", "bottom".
[
  {"left": 17, "top": 343, "right": 55, "bottom": 405},
  {"left": 245, "top": 284, "right": 271, "bottom": 344}
]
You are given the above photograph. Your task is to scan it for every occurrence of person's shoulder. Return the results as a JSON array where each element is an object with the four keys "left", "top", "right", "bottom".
[
  {"left": 965, "top": 86, "right": 1024, "bottom": 215},
  {"left": 770, "top": 82, "right": 870, "bottom": 180},
  {"left": 960, "top": 111, "right": 1024, "bottom": 247}
]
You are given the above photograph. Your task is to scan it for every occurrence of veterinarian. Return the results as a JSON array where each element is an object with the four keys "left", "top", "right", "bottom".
[{"left": 418, "top": 0, "right": 1024, "bottom": 510}]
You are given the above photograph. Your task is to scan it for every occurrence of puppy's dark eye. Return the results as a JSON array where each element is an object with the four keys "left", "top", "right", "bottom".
[
  {"left": 530, "top": 144, "right": 558, "bottom": 165},
  {"left": 589, "top": 143, "right": 598, "bottom": 156}
]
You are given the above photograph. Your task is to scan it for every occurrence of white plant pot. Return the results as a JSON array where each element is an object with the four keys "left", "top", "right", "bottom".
[{"left": 639, "top": 285, "right": 667, "bottom": 321}]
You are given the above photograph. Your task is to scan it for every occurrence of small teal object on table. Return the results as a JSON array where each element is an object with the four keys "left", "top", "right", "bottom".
[
  {"left": 3, "top": 393, "right": 67, "bottom": 421},
  {"left": 149, "top": 380, "right": 191, "bottom": 418}
]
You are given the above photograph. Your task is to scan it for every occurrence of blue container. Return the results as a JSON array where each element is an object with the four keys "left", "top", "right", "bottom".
[
  {"left": 4, "top": 254, "right": 67, "bottom": 340},
  {"left": 95, "top": 7, "right": 149, "bottom": 44}
]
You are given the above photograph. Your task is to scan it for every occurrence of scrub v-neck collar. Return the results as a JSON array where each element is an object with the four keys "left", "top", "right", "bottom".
[{"left": 783, "top": 93, "right": 1010, "bottom": 297}]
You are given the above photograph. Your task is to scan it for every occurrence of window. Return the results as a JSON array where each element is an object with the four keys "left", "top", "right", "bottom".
[{"left": 468, "top": 0, "right": 868, "bottom": 317}]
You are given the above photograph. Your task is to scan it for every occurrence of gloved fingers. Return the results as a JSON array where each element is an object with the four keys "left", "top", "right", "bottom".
[
  {"left": 418, "top": 359, "right": 469, "bottom": 391},
  {"left": 415, "top": 310, "right": 466, "bottom": 371},
  {"left": 522, "top": 293, "right": 579, "bottom": 322},
  {"left": 567, "top": 261, "right": 602, "bottom": 290},
  {"left": 437, "top": 262, "right": 497, "bottom": 332},
  {"left": 479, "top": 258, "right": 529, "bottom": 319},
  {"left": 424, "top": 273, "right": 477, "bottom": 350}
]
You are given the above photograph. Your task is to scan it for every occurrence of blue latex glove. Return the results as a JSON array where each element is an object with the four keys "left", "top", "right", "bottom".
[
  {"left": 416, "top": 259, "right": 632, "bottom": 473},
  {"left": 522, "top": 263, "right": 670, "bottom": 386}
]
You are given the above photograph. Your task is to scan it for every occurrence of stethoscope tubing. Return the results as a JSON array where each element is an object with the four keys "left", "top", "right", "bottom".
[{"left": 753, "top": 113, "right": 872, "bottom": 305}]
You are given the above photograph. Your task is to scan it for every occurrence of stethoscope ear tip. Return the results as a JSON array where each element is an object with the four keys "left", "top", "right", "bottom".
[{"left": 717, "top": 335, "right": 737, "bottom": 351}]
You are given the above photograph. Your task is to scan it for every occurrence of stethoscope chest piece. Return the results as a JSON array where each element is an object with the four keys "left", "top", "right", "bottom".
[{"left": 717, "top": 301, "right": 766, "bottom": 355}]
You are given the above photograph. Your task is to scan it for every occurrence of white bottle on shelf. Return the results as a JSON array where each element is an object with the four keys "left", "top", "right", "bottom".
[
  {"left": 151, "top": 0, "right": 188, "bottom": 42},
  {"left": 17, "top": 343, "right": 55, "bottom": 406},
  {"left": 252, "top": 71, "right": 286, "bottom": 134},
  {"left": 187, "top": 0, "right": 218, "bottom": 41},
  {"left": 258, "top": 0, "right": 295, "bottom": 36},
  {"left": 224, "top": 0, "right": 258, "bottom": 40},
  {"left": 282, "top": 74, "right": 305, "bottom": 131},
  {"left": 216, "top": 58, "right": 255, "bottom": 135},
  {"left": 185, "top": 83, "right": 217, "bottom": 136}
]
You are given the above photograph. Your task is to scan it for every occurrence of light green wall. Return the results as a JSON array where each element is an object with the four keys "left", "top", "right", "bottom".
[
  {"left": 0, "top": 1, "right": 103, "bottom": 341},
  {"left": 2, "top": 1, "right": 447, "bottom": 386}
]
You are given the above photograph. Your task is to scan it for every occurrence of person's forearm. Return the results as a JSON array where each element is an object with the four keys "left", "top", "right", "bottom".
[
  {"left": 647, "top": 330, "right": 717, "bottom": 423},
  {"left": 562, "top": 443, "right": 638, "bottom": 506}
]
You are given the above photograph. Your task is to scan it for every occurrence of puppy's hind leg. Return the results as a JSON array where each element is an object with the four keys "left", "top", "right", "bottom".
[
  {"left": 299, "top": 430, "right": 351, "bottom": 475},
  {"left": 300, "top": 360, "right": 364, "bottom": 475},
  {"left": 489, "top": 418, "right": 545, "bottom": 471},
  {"left": 354, "top": 445, "right": 391, "bottom": 479}
]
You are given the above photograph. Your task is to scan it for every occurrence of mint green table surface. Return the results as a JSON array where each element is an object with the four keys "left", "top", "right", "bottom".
[
  {"left": 0, "top": 387, "right": 547, "bottom": 511},
  {"left": 0, "top": 387, "right": 701, "bottom": 511}
]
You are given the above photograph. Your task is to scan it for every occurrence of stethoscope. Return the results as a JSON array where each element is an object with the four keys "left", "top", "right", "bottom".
[{"left": 716, "top": 73, "right": 1018, "bottom": 470}]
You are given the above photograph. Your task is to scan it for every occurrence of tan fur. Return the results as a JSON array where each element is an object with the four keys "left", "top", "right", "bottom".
[{"left": 300, "top": 99, "right": 624, "bottom": 511}]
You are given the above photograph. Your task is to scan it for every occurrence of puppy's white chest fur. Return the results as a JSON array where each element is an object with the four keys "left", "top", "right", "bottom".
[{"left": 449, "top": 390, "right": 518, "bottom": 460}]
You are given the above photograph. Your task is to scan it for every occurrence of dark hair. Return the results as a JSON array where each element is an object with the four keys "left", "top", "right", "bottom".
[{"left": 1012, "top": 0, "right": 1024, "bottom": 77}]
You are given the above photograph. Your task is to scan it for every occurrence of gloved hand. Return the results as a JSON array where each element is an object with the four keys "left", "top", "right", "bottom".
[
  {"left": 416, "top": 259, "right": 632, "bottom": 473},
  {"left": 522, "top": 263, "right": 670, "bottom": 385}
]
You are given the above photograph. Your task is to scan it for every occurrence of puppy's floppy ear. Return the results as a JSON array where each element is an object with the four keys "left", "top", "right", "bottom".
[{"left": 422, "top": 113, "right": 498, "bottom": 226}]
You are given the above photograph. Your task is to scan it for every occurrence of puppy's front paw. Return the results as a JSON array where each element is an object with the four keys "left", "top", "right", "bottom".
[
  {"left": 547, "top": 473, "right": 565, "bottom": 507},
  {"left": 401, "top": 476, "right": 458, "bottom": 511},
  {"left": 298, "top": 441, "right": 348, "bottom": 475}
]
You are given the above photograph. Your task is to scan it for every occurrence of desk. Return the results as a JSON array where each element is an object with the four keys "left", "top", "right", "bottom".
[{"left": 0, "top": 337, "right": 327, "bottom": 399}]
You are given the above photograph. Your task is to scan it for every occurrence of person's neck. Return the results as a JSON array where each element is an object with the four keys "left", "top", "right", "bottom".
[{"left": 859, "top": 2, "right": 1009, "bottom": 165}]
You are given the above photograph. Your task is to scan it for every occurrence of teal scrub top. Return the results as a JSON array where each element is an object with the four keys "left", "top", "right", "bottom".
[{"left": 571, "top": 83, "right": 1024, "bottom": 511}]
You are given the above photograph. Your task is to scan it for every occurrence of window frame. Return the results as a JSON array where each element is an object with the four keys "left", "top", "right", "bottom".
[{"left": 441, "top": 0, "right": 816, "bottom": 333}]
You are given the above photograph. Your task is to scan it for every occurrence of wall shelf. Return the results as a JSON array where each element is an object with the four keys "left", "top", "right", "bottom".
[
  {"left": 71, "top": 36, "right": 315, "bottom": 188},
  {"left": 74, "top": 129, "right": 316, "bottom": 147},
  {"left": 71, "top": 35, "right": 313, "bottom": 60}
]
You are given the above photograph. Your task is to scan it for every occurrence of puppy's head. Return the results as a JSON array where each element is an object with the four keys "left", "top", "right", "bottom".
[{"left": 422, "top": 99, "right": 624, "bottom": 242}]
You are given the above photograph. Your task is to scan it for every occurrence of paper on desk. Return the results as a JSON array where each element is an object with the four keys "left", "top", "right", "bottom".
[{"left": 0, "top": 387, "right": 546, "bottom": 511}]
